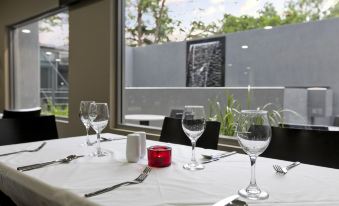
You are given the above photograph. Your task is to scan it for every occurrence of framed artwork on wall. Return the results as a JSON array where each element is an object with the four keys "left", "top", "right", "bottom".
[{"left": 186, "top": 36, "right": 225, "bottom": 87}]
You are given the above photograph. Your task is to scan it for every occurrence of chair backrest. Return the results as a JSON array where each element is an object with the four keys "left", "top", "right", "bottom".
[
  {"left": 262, "top": 126, "right": 339, "bottom": 169},
  {"left": 0, "top": 115, "right": 58, "bottom": 146},
  {"left": 279, "top": 123, "right": 328, "bottom": 131},
  {"left": 3, "top": 107, "right": 41, "bottom": 119},
  {"left": 169, "top": 109, "right": 184, "bottom": 119},
  {"left": 333, "top": 116, "right": 339, "bottom": 127},
  {"left": 159, "top": 117, "right": 220, "bottom": 149}
]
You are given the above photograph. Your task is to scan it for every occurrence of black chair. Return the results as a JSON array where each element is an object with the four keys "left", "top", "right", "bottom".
[
  {"left": 159, "top": 117, "right": 220, "bottom": 149},
  {"left": 262, "top": 126, "right": 339, "bottom": 169},
  {"left": 3, "top": 107, "right": 41, "bottom": 119},
  {"left": 0, "top": 115, "right": 58, "bottom": 146},
  {"left": 333, "top": 116, "right": 339, "bottom": 127},
  {"left": 279, "top": 123, "right": 328, "bottom": 131},
  {"left": 169, "top": 109, "right": 183, "bottom": 119}
]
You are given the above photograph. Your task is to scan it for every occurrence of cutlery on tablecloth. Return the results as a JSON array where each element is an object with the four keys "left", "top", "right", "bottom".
[
  {"left": 273, "top": 161, "right": 301, "bottom": 175},
  {"left": 17, "top": 154, "right": 84, "bottom": 171},
  {"left": 201, "top": 151, "right": 236, "bottom": 164},
  {"left": 0, "top": 142, "right": 46, "bottom": 157},
  {"left": 84, "top": 166, "right": 152, "bottom": 198},
  {"left": 87, "top": 137, "right": 125, "bottom": 146},
  {"left": 101, "top": 137, "right": 125, "bottom": 142},
  {"left": 213, "top": 195, "right": 248, "bottom": 206}
]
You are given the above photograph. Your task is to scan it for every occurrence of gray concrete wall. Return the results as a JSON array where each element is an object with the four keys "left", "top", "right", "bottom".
[
  {"left": 126, "top": 41, "right": 186, "bottom": 87},
  {"left": 283, "top": 88, "right": 308, "bottom": 124},
  {"left": 125, "top": 18, "right": 339, "bottom": 116},
  {"left": 226, "top": 18, "right": 339, "bottom": 90},
  {"left": 125, "top": 46, "right": 134, "bottom": 87}
]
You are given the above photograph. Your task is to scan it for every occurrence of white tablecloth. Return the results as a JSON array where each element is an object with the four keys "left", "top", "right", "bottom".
[{"left": 0, "top": 133, "right": 339, "bottom": 206}]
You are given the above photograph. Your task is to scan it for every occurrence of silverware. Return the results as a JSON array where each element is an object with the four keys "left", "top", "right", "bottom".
[
  {"left": 17, "top": 154, "right": 84, "bottom": 171},
  {"left": 273, "top": 161, "right": 301, "bottom": 174},
  {"left": 85, "top": 166, "right": 152, "bottom": 198},
  {"left": 0, "top": 142, "right": 46, "bottom": 157},
  {"left": 87, "top": 137, "right": 125, "bottom": 146},
  {"left": 101, "top": 137, "right": 125, "bottom": 142},
  {"left": 201, "top": 151, "right": 237, "bottom": 159},
  {"left": 201, "top": 151, "right": 237, "bottom": 164}
]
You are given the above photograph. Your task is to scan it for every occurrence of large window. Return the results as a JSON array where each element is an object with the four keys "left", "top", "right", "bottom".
[
  {"left": 121, "top": 0, "right": 339, "bottom": 132},
  {"left": 10, "top": 10, "right": 69, "bottom": 118}
]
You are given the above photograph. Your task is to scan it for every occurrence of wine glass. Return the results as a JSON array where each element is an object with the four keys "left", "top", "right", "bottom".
[
  {"left": 182, "top": 105, "right": 206, "bottom": 170},
  {"left": 79, "top": 101, "right": 95, "bottom": 146},
  {"left": 89, "top": 102, "right": 109, "bottom": 157},
  {"left": 236, "top": 110, "right": 271, "bottom": 200}
]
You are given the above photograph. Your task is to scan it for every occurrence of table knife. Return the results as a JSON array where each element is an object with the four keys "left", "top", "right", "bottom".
[{"left": 201, "top": 151, "right": 236, "bottom": 164}]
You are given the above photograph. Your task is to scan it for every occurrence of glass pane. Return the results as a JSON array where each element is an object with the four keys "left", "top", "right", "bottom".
[
  {"left": 122, "top": 1, "right": 339, "bottom": 130},
  {"left": 12, "top": 11, "right": 69, "bottom": 118}
]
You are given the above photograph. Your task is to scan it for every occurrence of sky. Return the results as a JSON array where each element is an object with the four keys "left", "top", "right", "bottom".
[
  {"left": 163, "top": 0, "right": 338, "bottom": 41},
  {"left": 38, "top": 0, "right": 339, "bottom": 46},
  {"left": 161, "top": 0, "right": 285, "bottom": 41},
  {"left": 39, "top": 12, "right": 69, "bottom": 48}
]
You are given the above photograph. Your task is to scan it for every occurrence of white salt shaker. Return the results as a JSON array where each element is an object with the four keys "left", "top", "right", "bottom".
[
  {"left": 134, "top": 131, "right": 146, "bottom": 158},
  {"left": 126, "top": 134, "right": 141, "bottom": 163}
]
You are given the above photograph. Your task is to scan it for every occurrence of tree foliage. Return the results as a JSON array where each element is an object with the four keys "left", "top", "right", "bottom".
[
  {"left": 125, "top": 0, "right": 178, "bottom": 46},
  {"left": 125, "top": 0, "right": 339, "bottom": 46}
]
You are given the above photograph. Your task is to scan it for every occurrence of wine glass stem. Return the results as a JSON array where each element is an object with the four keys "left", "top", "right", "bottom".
[
  {"left": 249, "top": 155, "right": 257, "bottom": 187},
  {"left": 96, "top": 132, "right": 102, "bottom": 156},
  {"left": 85, "top": 127, "right": 90, "bottom": 145},
  {"left": 191, "top": 141, "right": 197, "bottom": 163}
]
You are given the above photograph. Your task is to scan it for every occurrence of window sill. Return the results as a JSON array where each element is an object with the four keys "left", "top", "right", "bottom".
[{"left": 56, "top": 117, "right": 69, "bottom": 124}]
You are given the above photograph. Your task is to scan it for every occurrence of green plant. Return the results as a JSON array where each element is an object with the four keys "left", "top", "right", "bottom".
[
  {"left": 208, "top": 92, "right": 304, "bottom": 136},
  {"left": 259, "top": 102, "right": 305, "bottom": 127},
  {"left": 41, "top": 99, "right": 69, "bottom": 118},
  {"left": 208, "top": 93, "right": 240, "bottom": 136}
]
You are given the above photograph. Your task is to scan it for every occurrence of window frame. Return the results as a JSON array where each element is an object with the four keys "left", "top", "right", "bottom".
[
  {"left": 114, "top": 0, "right": 240, "bottom": 149},
  {"left": 8, "top": 7, "right": 69, "bottom": 120},
  {"left": 114, "top": 0, "right": 167, "bottom": 138}
]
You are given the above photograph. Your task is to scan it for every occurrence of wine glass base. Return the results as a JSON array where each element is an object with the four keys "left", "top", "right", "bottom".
[
  {"left": 238, "top": 188, "right": 269, "bottom": 200},
  {"left": 94, "top": 151, "right": 110, "bottom": 157},
  {"left": 183, "top": 162, "right": 204, "bottom": 170}
]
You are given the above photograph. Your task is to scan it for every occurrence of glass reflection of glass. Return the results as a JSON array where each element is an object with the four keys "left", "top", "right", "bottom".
[{"left": 236, "top": 110, "right": 271, "bottom": 200}]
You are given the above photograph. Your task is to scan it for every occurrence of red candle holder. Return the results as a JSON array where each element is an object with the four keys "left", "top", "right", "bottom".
[{"left": 147, "top": 145, "right": 172, "bottom": 167}]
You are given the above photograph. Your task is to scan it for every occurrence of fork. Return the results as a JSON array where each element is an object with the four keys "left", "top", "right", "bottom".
[
  {"left": 273, "top": 161, "right": 300, "bottom": 174},
  {"left": 84, "top": 166, "right": 152, "bottom": 198},
  {"left": 17, "top": 154, "right": 84, "bottom": 171},
  {"left": 0, "top": 142, "right": 46, "bottom": 157}
]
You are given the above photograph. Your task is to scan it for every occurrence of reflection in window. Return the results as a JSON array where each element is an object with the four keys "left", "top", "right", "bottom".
[{"left": 11, "top": 11, "right": 69, "bottom": 118}]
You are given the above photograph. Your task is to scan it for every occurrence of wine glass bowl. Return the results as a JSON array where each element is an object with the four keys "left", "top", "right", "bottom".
[
  {"left": 89, "top": 102, "right": 109, "bottom": 157},
  {"left": 79, "top": 101, "right": 95, "bottom": 146},
  {"left": 182, "top": 105, "right": 206, "bottom": 170},
  {"left": 236, "top": 110, "right": 271, "bottom": 200}
]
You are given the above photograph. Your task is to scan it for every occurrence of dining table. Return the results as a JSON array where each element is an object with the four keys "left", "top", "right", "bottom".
[{"left": 0, "top": 133, "right": 339, "bottom": 206}]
